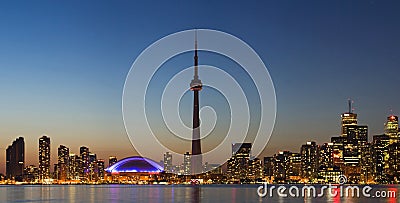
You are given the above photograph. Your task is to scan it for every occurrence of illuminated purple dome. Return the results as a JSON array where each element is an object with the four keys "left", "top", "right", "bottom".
[{"left": 105, "top": 156, "right": 163, "bottom": 173}]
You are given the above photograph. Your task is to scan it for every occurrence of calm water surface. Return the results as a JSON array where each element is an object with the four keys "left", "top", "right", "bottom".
[{"left": 0, "top": 184, "right": 398, "bottom": 203}]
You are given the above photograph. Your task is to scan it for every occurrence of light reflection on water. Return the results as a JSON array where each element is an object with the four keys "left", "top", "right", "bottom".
[{"left": 0, "top": 185, "right": 398, "bottom": 203}]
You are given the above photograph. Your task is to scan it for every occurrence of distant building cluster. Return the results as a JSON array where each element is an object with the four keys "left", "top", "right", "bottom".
[
  {"left": 3, "top": 135, "right": 116, "bottom": 184},
  {"left": 263, "top": 104, "right": 400, "bottom": 184}
]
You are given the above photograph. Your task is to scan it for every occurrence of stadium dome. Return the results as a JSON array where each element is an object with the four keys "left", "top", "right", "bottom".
[{"left": 105, "top": 156, "right": 163, "bottom": 173}]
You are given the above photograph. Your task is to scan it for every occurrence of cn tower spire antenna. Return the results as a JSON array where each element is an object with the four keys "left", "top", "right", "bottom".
[
  {"left": 348, "top": 99, "right": 352, "bottom": 113},
  {"left": 194, "top": 30, "right": 198, "bottom": 80}
]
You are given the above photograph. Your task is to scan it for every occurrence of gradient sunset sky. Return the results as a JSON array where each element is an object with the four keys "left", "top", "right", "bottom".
[{"left": 1, "top": 1, "right": 400, "bottom": 173}]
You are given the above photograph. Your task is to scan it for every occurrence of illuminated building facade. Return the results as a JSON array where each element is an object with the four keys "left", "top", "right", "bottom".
[
  {"left": 109, "top": 156, "right": 118, "bottom": 167},
  {"left": 343, "top": 125, "right": 368, "bottom": 183},
  {"left": 97, "top": 159, "right": 105, "bottom": 180},
  {"left": 385, "top": 115, "right": 399, "bottom": 144},
  {"left": 68, "top": 154, "right": 80, "bottom": 180},
  {"left": 248, "top": 158, "right": 263, "bottom": 180},
  {"left": 89, "top": 153, "right": 98, "bottom": 181},
  {"left": 57, "top": 145, "right": 69, "bottom": 181},
  {"left": 331, "top": 136, "right": 346, "bottom": 167},
  {"left": 23, "top": 165, "right": 38, "bottom": 182},
  {"left": 80, "top": 146, "right": 90, "bottom": 179},
  {"left": 163, "top": 152, "right": 173, "bottom": 173},
  {"left": 6, "top": 137, "right": 25, "bottom": 181},
  {"left": 183, "top": 152, "right": 191, "bottom": 175},
  {"left": 39, "top": 136, "right": 50, "bottom": 180},
  {"left": 319, "top": 143, "right": 334, "bottom": 168},
  {"left": 300, "top": 141, "right": 319, "bottom": 182},
  {"left": 317, "top": 166, "right": 342, "bottom": 183},
  {"left": 387, "top": 143, "right": 400, "bottom": 182},
  {"left": 341, "top": 100, "right": 357, "bottom": 137},
  {"left": 263, "top": 157, "right": 274, "bottom": 182},
  {"left": 273, "top": 151, "right": 290, "bottom": 183},
  {"left": 360, "top": 143, "right": 374, "bottom": 183},
  {"left": 227, "top": 143, "right": 252, "bottom": 180},
  {"left": 372, "top": 134, "right": 390, "bottom": 183}
]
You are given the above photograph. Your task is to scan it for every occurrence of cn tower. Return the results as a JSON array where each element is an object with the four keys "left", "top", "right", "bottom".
[{"left": 190, "top": 31, "right": 202, "bottom": 174}]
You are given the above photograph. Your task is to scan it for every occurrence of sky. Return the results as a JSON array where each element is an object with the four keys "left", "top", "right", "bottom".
[{"left": 0, "top": 1, "right": 400, "bottom": 173}]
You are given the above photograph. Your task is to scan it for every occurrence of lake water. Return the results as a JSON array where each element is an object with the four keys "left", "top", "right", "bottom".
[{"left": 0, "top": 184, "right": 398, "bottom": 202}]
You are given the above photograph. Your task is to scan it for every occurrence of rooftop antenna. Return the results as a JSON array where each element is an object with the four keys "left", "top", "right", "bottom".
[{"left": 348, "top": 99, "right": 352, "bottom": 113}]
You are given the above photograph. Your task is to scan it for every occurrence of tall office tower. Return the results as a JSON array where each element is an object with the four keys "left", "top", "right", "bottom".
[
  {"left": 263, "top": 157, "right": 274, "bottom": 181},
  {"left": 372, "top": 134, "right": 390, "bottom": 183},
  {"left": 341, "top": 100, "right": 357, "bottom": 137},
  {"left": 97, "top": 159, "right": 105, "bottom": 180},
  {"left": 387, "top": 143, "right": 400, "bottom": 182},
  {"left": 80, "top": 146, "right": 90, "bottom": 178},
  {"left": 39, "top": 136, "right": 50, "bottom": 180},
  {"left": 360, "top": 143, "right": 373, "bottom": 183},
  {"left": 249, "top": 158, "right": 263, "bottom": 180},
  {"left": 342, "top": 125, "right": 368, "bottom": 183},
  {"left": 288, "top": 152, "right": 301, "bottom": 182},
  {"left": 343, "top": 125, "right": 368, "bottom": 165},
  {"left": 331, "top": 136, "right": 346, "bottom": 167},
  {"left": 385, "top": 115, "right": 399, "bottom": 144},
  {"left": 89, "top": 153, "right": 98, "bottom": 181},
  {"left": 163, "top": 152, "right": 173, "bottom": 173},
  {"left": 300, "top": 141, "right": 319, "bottom": 182},
  {"left": 108, "top": 156, "right": 117, "bottom": 167},
  {"left": 319, "top": 143, "right": 334, "bottom": 168},
  {"left": 190, "top": 31, "right": 203, "bottom": 175},
  {"left": 68, "top": 154, "right": 80, "bottom": 180},
  {"left": 183, "top": 152, "right": 191, "bottom": 175},
  {"left": 273, "top": 151, "right": 290, "bottom": 182},
  {"left": 227, "top": 143, "right": 252, "bottom": 180},
  {"left": 6, "top": 137, "right": 25, "bottom": 181},
  {"left": 57, "top": 145, "right": 69, "bottom": 181}
]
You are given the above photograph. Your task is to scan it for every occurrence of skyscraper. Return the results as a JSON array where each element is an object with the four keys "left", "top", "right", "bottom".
[
  {"left": 57, "top": 145, "right": 69, "bottom": 181},
  {"left": 97, "top": 159, "right": 105, "bottom": 180},
  {"left": 273, "top": 151, "right": 290, "bottom": 183},
  {"left": 80, "top": 146, "right": 90, "bottom": 179},
  {"left": 387, "top": 142, "right": 400, "bottom": 182},
  {"left": 319, "top": 143, "right": 334, "bottom": 168},
  {"left": 341, "top": 100, "right": 357, "bottom": 137},
  {"left": 163, "top": 152, "right": 173, "bottom": 173},
  {"left": 183, "top": 152, "right": 191, "bottom": 175},
  {"left": 372, "top": 134, "right": 390, "bottom": 183},
  {"left": 190, "top": 31, "right": 203, "bottom": 175},
  {"left": 263, "top": 157, "right": 274, "bottom": 182},
  {"left": 227, "top": 143, "right": 252, "bottom": 180},
  {"left": 89, "top": 153, "right": 98, "bottom": 181},
  {"left": 68, "top": 154, "right": 80, "bottom": 180},
  {"left": 300, "top": 141, "right": 319, "bottom": 182},
  {"left": 385, "top": 115, "right": 399, "bottom": 144},
  {"left": 39, "top": 136, "right": 50, "bottom": 180},
  {"left": 6, "top": 137, "right": 24, "bottom": 181}
]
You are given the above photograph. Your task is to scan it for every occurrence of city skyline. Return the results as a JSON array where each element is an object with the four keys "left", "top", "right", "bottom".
[
  {"left": 3, "top": 102, "right": 399, "bottom": 184},
  {"left": 2, "top": 105, "right": 398, "bottom": 175},
  {"left": 1, "top": 1, "right": 400, "bottom": 173}
]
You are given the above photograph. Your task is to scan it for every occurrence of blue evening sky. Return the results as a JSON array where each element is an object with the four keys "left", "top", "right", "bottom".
[{"left": 0, "top": 1, "right": 399, "bottom": 172}]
